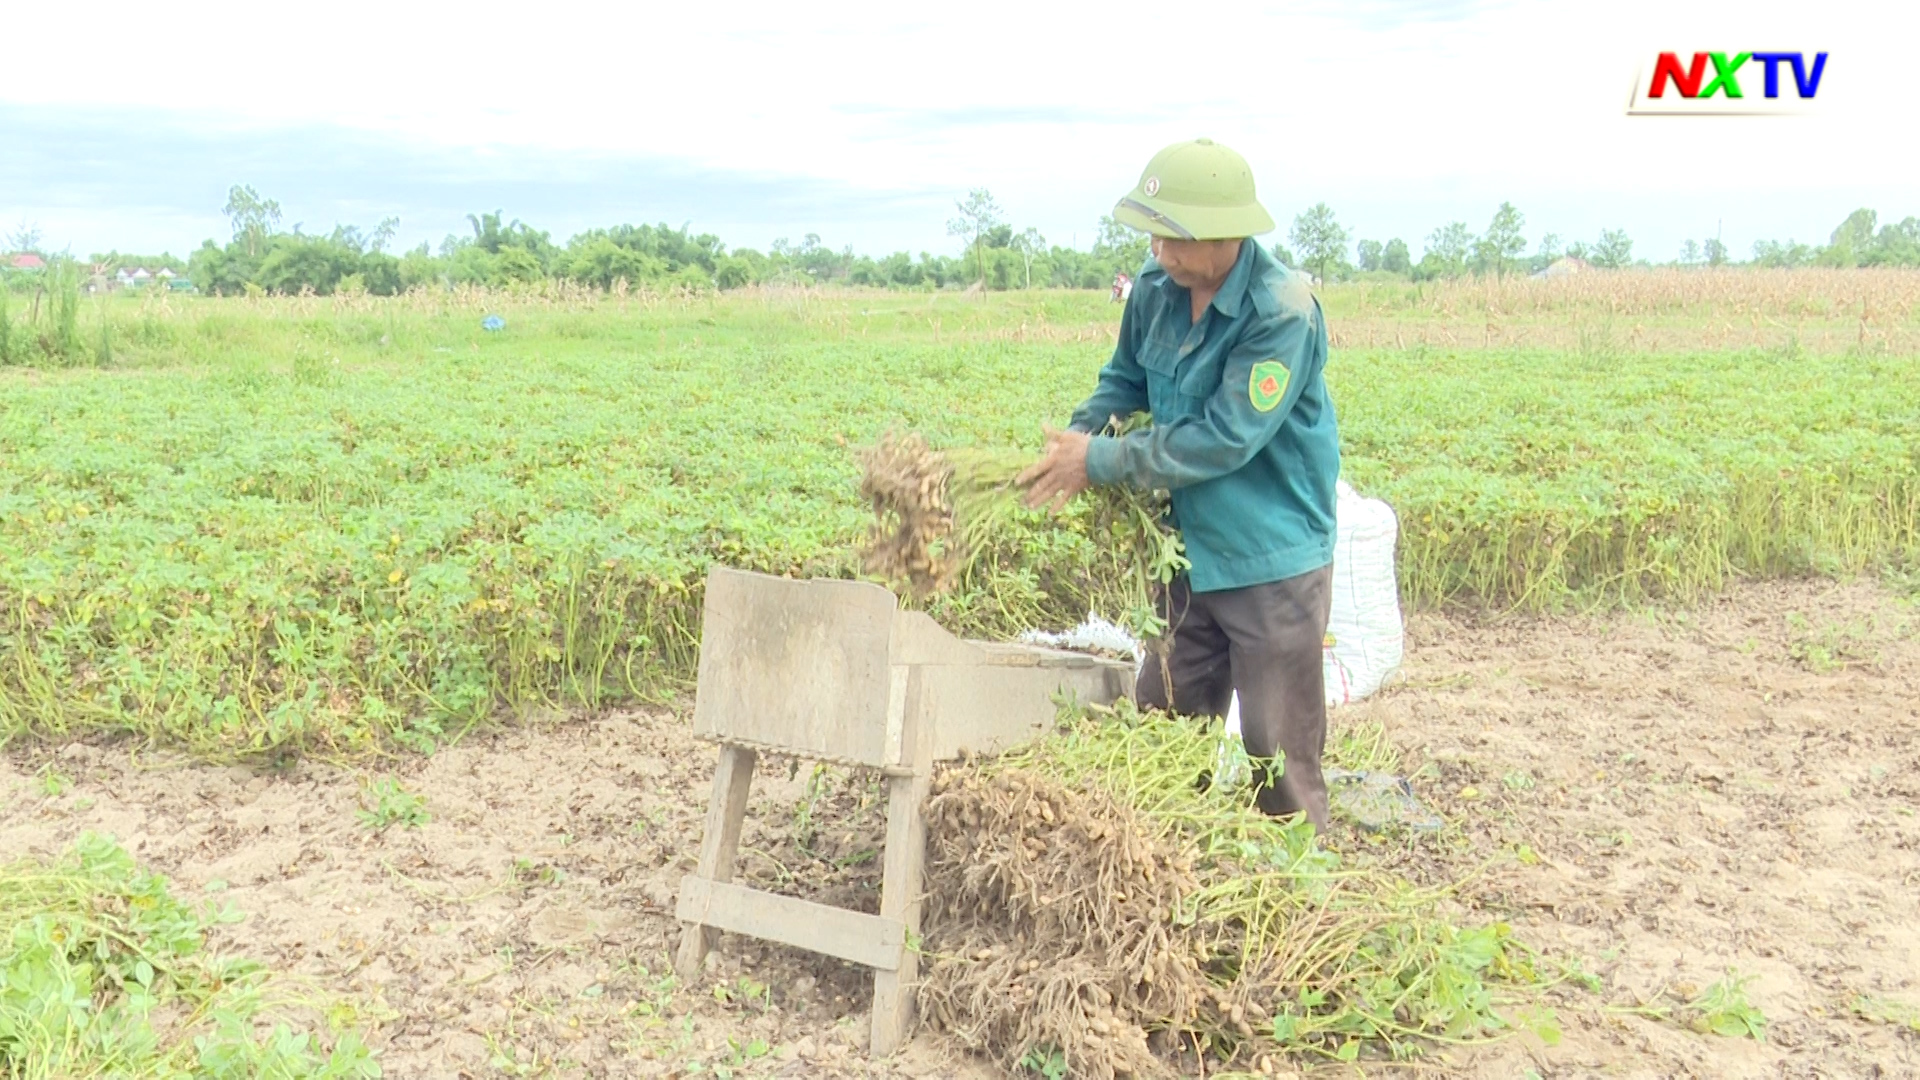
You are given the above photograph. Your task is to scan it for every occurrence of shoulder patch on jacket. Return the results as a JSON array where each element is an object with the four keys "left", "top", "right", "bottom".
[{"left": 1250, "top": 360, "right": 1289, "bottom": 412}]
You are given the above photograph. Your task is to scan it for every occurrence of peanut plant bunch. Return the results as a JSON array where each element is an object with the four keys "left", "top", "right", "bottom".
[
  {"left": 0, "top": 834, "right": 377, "bottom": 1077},
  {"left": 858, "top": 417, "right": 1186, "bottom": 642}
]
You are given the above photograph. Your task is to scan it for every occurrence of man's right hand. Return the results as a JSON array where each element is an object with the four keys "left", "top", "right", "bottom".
[{"left": 1016, "top": 428, "right": 1093, "bottom": 514}]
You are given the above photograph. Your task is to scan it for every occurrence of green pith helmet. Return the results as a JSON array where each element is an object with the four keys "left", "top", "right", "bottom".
[{"left": 1113, "top": 138, "right": 1275, "bottom": 240}]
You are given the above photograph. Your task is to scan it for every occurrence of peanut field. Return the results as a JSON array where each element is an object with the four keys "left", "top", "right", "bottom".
[
  {"left": 2, "top": 274, "right": 1917, "bottom": 760},
  {"left": 4, "top": 271, "right": 1919, "bottom": 1077}
]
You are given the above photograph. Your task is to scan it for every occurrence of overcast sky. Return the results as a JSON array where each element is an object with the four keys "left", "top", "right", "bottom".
[{"left": 3, "top": 0, "right": 1912, "bottom": 264}]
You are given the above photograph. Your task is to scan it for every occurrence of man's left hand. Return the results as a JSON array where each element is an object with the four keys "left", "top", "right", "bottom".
[{"left": 1017, "top": 428, "right": 1093, "bottom": 513}]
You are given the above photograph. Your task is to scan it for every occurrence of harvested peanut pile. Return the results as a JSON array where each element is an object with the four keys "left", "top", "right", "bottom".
[
  {"left": 914, "top": 700, "right": 1569, "bottom": 1078},
  {"left": 919, "top": 768, "right": 1207, "bottom": 1078}
]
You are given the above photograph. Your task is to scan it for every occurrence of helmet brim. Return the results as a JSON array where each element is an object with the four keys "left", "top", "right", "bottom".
[{"left": 1114, "top": 194, "right": 1275, "bottom": 240}]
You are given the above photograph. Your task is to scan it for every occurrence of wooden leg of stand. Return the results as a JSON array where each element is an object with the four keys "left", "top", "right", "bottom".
[
  {"left": 674, "top": 745, "right": 756, "bottom": 979},
  {"left": 871, "top": 672, "right": 931, "bottom": 1060},
  {"left": 869, "top": 765, "right": 929, "bottom": 1058}
]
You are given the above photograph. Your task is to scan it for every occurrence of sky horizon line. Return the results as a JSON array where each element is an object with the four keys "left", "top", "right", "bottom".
[
  {"left": 3, "top": 104, "right": 1898, "bottom": 267},
  {"left": 5, "top": 0, "right": 1908, "bottom": 267}
]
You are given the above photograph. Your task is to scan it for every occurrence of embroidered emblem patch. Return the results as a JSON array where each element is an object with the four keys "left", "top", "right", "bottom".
[
  {"left": 1143, "top": 175, "right": 1160, "bottom": 197},
  {"left": 1250, "top": 360, "right": 1289, "bottom": 412}
]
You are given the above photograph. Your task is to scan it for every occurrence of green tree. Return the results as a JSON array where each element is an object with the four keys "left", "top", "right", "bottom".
[
  {"left": 1704, "top": 236, "right": 1729, "bottom": 266},
  {"left": 1820, "top": 208, "right": 1878, "bottom": 267},
  {"left": 1592, "top": 228, "right": 1633, "bottom": 269},
  {"left": 1417, "top": 222, "right": 1473, "bottom": 279},
  {"left": 1472, "top": 202, "right": 1526, "bottom": 274},
  {"left": 1355, "top": 238, "right": 1383, "bottom": 272},
  {"left": 1752, "top": 239, "right": 1814, "bottom": 267},
  {"left": 187, "top": 238, "right": 259, "bottom": 296},
  {"left": 6, "top": 221, "right": 42, "bottom": 254},
  {"left": 1093, "top": 214, "right": 1149, "bottom": 275},
  {"left": 458, "top": 212, "right": 556, "bottom": 273},
  {"left": 255, "top": 234, "right": 362, "bottom": 294},
  {"left": 446, "top": 245, "right": 501, "bottom": 285},
  {"left": 1013, "top": 227, "right": 1046, "bottom": 289},
  {"left": 792, "top": 234, "right": 852, "bottom": 282},
  {"left": 1529, "top": 233, "right": 1562, "bottom": 273},
  {"left": 223, "top": 185, "right": 282, "bottom": 257},
  {"left": 1381, "top": 238, "right": 1411, "bottom": 275},
  {"left": 1864, "top": 217, "right": 1920, "bottom": 266},
  {"left": 877, "top": 251, "right": 922, "bottom": 287},
  {"left": 399, "top": 243, "right": 442, "bottom": 290},
  {"left": 563, "top": 237, "right": 663, "bottom": 289},
  {"left": 1289, "top": 203, "right": 1349, "bottom": 284},
  {"left": 1047, "top": 245, "right": 1105, "bottom": 288},
  {"left": 359, "top": 252, "right": 402, "bottom": 295},
  {"left": 557, "top": 223, "right": 723, "bottom": 290},
  {"left": 713, "top": 254, "right": 755, "bottom": 289},
  {"left": 984, "top": 247, "right": 1021, "bottom": 290},
  {"left": 946, "top": 189, "right": 1002, "bottom": 285},
  {"left": 369, "top": 217, "right": 399, "bottom": 254},
  {"left": 466, "top": 211, "right": 511, "bottom": 253}
]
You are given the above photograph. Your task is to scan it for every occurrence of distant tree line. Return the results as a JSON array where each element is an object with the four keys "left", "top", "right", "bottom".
[
  {"left": 157, "top": 185, "right": 1149, "bottom": 298},
  {"left": 1278, "top": 202, "right": 1920, "bottom": 284},
  {"left": 5, "top": 188, "right": 1917, "bottom": 299}
]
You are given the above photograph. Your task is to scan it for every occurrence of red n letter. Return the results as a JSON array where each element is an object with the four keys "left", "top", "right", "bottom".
[{"left": 1648, "top": 52, "right": 1708, "bottom": 98}]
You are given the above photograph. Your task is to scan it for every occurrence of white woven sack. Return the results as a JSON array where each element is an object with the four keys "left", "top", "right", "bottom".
[{"left": 1323, "top": 479, "right": 1404, "bottom": 704}]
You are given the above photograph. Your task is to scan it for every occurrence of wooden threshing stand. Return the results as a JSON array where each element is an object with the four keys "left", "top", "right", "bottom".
[{"left": 674, "top": 568, "right": 1133, "bottom": 1056}]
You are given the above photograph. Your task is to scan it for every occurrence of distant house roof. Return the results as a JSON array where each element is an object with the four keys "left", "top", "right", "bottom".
[
  {"left": 1537, "top": 256, "right": 1592, "bottom": 279},
  {"left": 6, "top": 254, "right": 46, "bottom": 270}
]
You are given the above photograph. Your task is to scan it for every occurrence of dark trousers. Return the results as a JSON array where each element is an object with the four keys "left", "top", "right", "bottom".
[{"left": 1136, "top": 564, "right": 1333, "bottom": 829}]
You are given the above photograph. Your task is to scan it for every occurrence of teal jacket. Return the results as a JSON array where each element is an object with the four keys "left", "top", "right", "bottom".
[{"left": 1070, "top": 241, "right": 1340, "bottom": 593}]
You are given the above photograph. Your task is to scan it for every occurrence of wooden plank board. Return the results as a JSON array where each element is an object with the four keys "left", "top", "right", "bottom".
[
  {"left": 692, "top": 567, "right": 897, "bottom": 766},
  {"left": 676, "top": 877, "right": 906, "bottom": 972},
  {"left": 920, "top": 659, "right": 1132, "bottom": 763}
]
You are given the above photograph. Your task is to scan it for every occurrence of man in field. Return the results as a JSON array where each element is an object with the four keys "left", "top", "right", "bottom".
[{"left": 1019, "top": 138, "right": 1341, "bottom": 829}]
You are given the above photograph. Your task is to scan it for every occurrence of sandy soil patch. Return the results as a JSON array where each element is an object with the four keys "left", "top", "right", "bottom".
[{"left": 3, "top": 579, "right": 1915, "bottom": 1077}]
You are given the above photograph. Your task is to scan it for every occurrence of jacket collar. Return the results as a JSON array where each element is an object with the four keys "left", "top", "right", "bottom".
[{"left": 1207, "top": 240, "right": 1259, "bottom": 320}]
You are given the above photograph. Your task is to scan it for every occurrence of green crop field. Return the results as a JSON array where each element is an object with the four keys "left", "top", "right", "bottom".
[{"left": 2, "top": 275, "right": 1917, "bottom": 759}]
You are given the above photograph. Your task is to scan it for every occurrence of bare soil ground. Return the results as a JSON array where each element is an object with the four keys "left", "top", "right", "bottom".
[
  {"left": 3, "top": 579, "right": 1917, "bottom": 1078},
  {"left": 1372, "top": 580, "right": 1920, "bottom": 1079}
]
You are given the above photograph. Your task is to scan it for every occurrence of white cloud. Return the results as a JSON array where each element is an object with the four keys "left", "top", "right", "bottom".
[{"left": 3, "top": 0, "right": 1911, "bottom": 260}]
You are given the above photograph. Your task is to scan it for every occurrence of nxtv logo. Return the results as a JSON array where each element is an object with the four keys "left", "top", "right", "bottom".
[{"left": 1628, "top": 51, "right": 1828, "bottom": 115}]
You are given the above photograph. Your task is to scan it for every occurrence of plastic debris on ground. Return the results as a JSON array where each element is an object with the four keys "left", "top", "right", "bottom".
[
  {"left": 1325, "top": 769, "right": 1444, "bottom": 832},
  {"left": 1017, "top": 613, "right": 1143, "bottom": 663}
]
